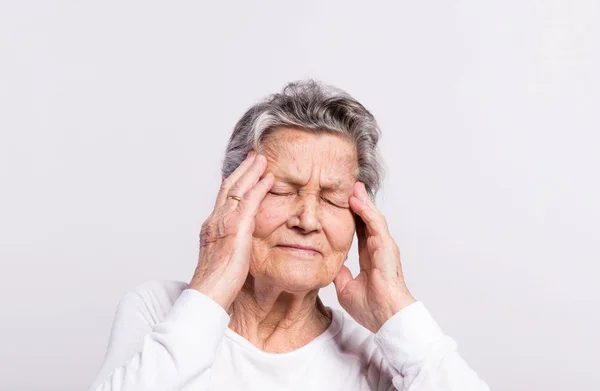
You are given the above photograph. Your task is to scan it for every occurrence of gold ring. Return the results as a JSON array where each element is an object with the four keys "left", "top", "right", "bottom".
[{"left": 228, "top": 195, "right": 242, "bottom": 201}]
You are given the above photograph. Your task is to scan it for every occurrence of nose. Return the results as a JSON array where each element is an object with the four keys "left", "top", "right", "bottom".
[{"left": 287, "top": 192, "right": 321, "bottom": 234}]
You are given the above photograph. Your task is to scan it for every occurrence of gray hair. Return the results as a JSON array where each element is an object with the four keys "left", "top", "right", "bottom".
[{"left": 221, "top": 79, "right": 384, "bottom": 199}]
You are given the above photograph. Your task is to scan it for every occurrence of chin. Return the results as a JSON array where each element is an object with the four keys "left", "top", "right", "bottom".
[{"left": 271, "top": 263, "right": 328, "bottom": 292}]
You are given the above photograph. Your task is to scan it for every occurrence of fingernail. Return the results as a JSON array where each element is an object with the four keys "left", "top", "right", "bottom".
[{"left": 247, "top": 150, "right": 256, "bottom": 159}]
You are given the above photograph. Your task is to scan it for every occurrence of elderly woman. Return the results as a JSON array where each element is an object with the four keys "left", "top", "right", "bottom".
[{"left": 88, "top": 80, "right": 490, "bottom": 391}]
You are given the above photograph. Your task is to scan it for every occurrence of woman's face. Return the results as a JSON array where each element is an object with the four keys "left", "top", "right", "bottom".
[{"left": 251, "top": 127, "right": 358, "bottom": 292}]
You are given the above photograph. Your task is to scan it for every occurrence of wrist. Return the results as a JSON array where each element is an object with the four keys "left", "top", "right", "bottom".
[
  {"left": 188, "top": 282, "right": 234, "bottom": 313},
  {"left": 376, "top": 294, "right": 418, "bottom": 331}
]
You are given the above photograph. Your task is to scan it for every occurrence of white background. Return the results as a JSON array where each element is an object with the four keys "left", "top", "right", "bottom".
[{"left": 1, "top": 1, "right": 598, "bottom": 390}]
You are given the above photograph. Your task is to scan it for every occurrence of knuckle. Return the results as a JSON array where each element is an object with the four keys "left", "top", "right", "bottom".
[
  {"left": 199, "top": 222, "right": 216, "bottom": 245},
  {"left": 339, "top": 287, "right": 352, "bottom": 302},
  {"left": 229, "top": 184, "right": 243, "bottom": 196},
  {"left": 221, "top": 213, "right": 237, "bottom": 231},
  {"left": 383, "top": 238, "right": 400, "bottom": 256},
  {"left": 200, "top": 215, "right": 212, "bottom": 230},
  {"left": 219, "top": 180, "right": 230, "bottom": 193},
  {"left": 362, "top": 209, "right": 374, "bottom": 221},
  {"left": 368, "top": 235, "right": 382, "bottom": 249},
  {"left": 236, "top": 196, "right": 250, "bottom": 212}
]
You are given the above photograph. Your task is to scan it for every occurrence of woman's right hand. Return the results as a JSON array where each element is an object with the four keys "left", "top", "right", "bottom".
[{"left": 189, "top": 150, "right": 274, "bottom": 312}]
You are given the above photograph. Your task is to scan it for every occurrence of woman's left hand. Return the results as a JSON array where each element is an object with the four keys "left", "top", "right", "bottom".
[{"left": 333, "top": 181, "right": 417, "bottom": 333}]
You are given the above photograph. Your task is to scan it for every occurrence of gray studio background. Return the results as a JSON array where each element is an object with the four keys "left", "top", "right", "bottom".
[{"left": 1, "top": 1, "right": 598, "bottom": 390}]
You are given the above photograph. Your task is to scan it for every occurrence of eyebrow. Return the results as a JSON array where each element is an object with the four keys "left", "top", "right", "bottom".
[{"left": 273, "top": 174, "right": 351, "bottom": 191}]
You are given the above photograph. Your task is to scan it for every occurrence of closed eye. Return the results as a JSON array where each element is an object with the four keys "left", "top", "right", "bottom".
[
  {"left": 268, "top": 191, "right": 348, "bottom": 208},
  {"left": 268, "top": 191, "right": 295, "bottom": 196},
  {"left": 321, "top": 195, "right": 348, "bottom": 209}
]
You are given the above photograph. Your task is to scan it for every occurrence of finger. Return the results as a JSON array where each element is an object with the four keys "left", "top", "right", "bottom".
[
  {"left": 236, "top": 172, "right": 275, "bottom": 218},
  {"left": 216, "top": 151, "right": 257, "bottom": 207},
  {"left": 354, "top": 214, "right": 372, "bottom": 270},
  {"left": 224, "top": 154, "right": 268, "bottom": 210},
  {"left": 333, "top": 265, "right": 354, "bottom": 299},
  {"left": 349, "top": 182, "right": 390, "bottom": 238},
  {"left": 215, "top": 150, "right": 257, "bottom": 207}
]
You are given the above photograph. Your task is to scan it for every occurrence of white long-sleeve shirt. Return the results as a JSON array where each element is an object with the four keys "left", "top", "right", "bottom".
[{"left": 88, "top": 280, "right": 491, "bottom": 391}]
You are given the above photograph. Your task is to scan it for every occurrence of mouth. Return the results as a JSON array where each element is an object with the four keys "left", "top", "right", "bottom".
[{"left": 276, "top": 244, "right": 322, "bottom": 256}]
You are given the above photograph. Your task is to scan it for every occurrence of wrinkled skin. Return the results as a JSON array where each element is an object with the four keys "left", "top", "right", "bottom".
[{"left": 190, "top": 127, "right": 416, "bottom": 336}]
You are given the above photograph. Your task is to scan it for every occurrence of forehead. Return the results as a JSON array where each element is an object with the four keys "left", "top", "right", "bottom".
[{"left": 261, "top": 127, "right": 358, "bottom": 187}]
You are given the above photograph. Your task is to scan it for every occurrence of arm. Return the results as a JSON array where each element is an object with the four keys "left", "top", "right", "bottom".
[
  {"left": 375, "top": 302, "right": 491, "bottom": 391},
  {"left": 89, "top": 151, "right": 274, "bottom": 391},
  {"left": 87, "top": 288, "right": 230, "bottom": 391},
  {"left": 333, "top": 182, "right": 491, "bottom": 391}
]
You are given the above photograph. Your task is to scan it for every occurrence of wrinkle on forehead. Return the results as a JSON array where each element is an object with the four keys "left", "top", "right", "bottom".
[{"left": 261, "top": 127, "right": 358, "bottom": 190}]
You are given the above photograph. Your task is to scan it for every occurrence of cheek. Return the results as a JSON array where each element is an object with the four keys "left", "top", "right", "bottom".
[
  {"left": 253, "top": 197, "right": 289, "bottom": 237},
  {"left": 323, "top": 209, "right": 356, "bottom": 251}
]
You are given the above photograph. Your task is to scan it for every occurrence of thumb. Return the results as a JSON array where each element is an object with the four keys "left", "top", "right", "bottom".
[{"left": 333, "top": 265, "right": 353, "bottom": 298}]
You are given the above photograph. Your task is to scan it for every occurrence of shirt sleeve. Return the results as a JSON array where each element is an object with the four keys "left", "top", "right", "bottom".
[
  {"left": 374, "top": 302, "right": 492, "bottom": 391},
  {"left": 87, "top": 287, "right": 231, "bottom": 391}
]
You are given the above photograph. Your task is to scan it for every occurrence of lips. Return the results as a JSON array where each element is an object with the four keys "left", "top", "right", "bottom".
[{"left": 276, "top": 243, "right": 322, "bottom": 255}]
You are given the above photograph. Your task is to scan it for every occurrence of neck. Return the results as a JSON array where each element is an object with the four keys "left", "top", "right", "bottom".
[{"left": 228, "top": 274, "right": 332, "bottom": 353}]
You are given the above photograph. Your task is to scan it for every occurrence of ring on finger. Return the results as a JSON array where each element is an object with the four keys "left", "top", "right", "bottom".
[{"left": 227, "top": 195, "right": 242, "bottom": 201}]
